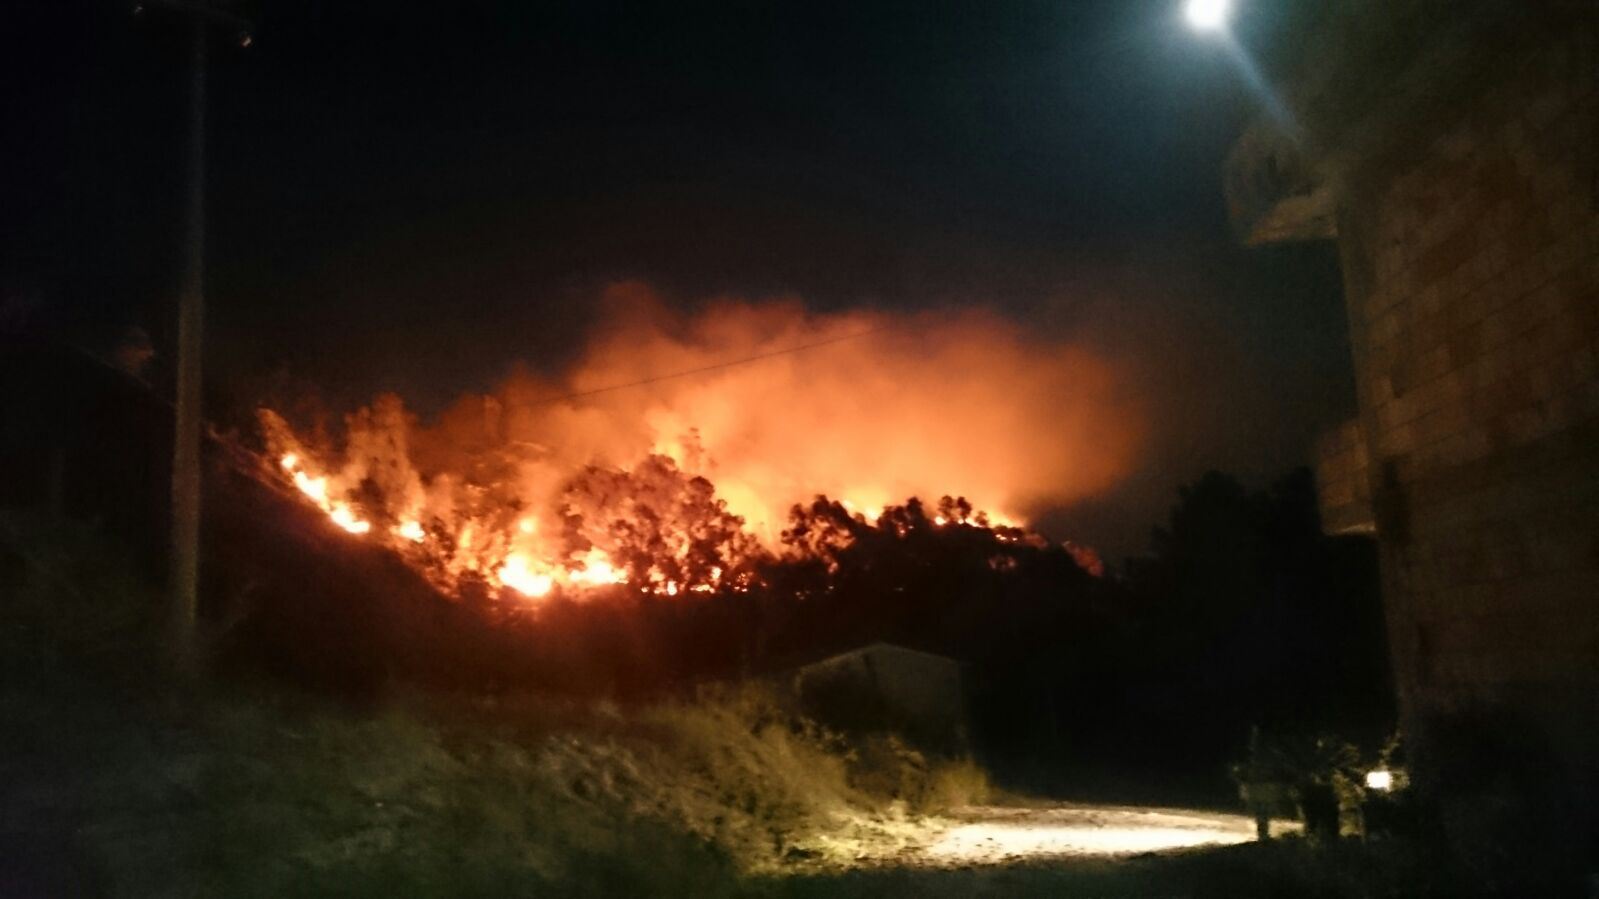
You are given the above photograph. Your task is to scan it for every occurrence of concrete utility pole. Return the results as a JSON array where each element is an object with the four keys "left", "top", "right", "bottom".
[{"left": 135, "top": 0, "right": 253, "bottom": 669}]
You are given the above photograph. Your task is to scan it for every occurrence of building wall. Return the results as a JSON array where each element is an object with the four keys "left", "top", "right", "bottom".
[
  {"left": 1313, "top": 418, "right": 1374, "bottom": 536},
  {"left": 1335, "top": 22, "right": 1598, "bottom": 842},
  {"left": 794, "top": 643, "right": 968, "bottom": 752}
]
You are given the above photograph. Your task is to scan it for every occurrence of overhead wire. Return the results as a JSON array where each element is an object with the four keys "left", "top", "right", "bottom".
[{"left": 523, "top": 325, "right": 886, "bottom": 406}]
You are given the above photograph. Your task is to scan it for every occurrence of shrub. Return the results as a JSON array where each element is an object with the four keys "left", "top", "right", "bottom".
[
  {"left": 0, "top": 512, "right": 1006, "bottom": 891},
  {"left": 844, "top": 733, "right": 992, "bottom": 814},
  {"left": 925, "top": 756, "right": 993, "bottom": 811},
  {"left": 0, "top": 511, "right": 166, "bottom": 678}
]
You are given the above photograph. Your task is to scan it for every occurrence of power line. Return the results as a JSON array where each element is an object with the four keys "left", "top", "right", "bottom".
[{"left": 528, "top": 326, "right": 885, "bottom": 406}]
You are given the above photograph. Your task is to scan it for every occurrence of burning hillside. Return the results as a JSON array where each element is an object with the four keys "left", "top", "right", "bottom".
[{"left": 255, "top": 286, "right": 1142, "bottom": 603}]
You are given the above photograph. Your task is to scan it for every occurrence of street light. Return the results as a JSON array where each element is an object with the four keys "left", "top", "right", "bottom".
[
  {"left": 1180, "top": 0, "right": 1295, "bottom": 137},
  {"left": 1185, "top": 0, "right": 1232, "bottom": 32}
]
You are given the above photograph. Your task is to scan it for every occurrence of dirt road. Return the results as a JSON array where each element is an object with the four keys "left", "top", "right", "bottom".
[{"left": 805, "top": 801, "right": 1296, "bottom": 869}]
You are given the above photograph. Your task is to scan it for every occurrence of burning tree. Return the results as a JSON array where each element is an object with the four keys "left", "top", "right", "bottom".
[
  {"left": 255, "top": 382, "right": 1088, "bottom": 616},
  {"left": 557, "top": 454, "right": 766, "bottom": 595}
]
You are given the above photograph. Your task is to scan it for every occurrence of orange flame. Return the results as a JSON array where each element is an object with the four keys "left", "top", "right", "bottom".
[{"left": 256, "top": 287, "right": 1140, "bottom": 602}]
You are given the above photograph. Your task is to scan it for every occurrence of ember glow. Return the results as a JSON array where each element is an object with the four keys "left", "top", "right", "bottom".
[{"left": 257, "top": 286, "right": 1142, "bottom": 603}]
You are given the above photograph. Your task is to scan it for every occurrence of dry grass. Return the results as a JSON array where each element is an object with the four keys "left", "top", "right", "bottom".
[
  {"left": 4, "top": 512, "right": 1428, "bottom": 898},
  {"left": 0, "top": 512, "right": 980, "bottom": 894}
]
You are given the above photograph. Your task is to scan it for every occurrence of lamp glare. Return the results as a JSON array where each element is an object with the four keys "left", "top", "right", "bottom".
[{"left": 1185, "top": 0, "right": 1231, "bottom": 31}]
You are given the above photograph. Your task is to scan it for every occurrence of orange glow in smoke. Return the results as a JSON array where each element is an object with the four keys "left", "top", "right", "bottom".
[{"left": 257, "top": 286, "right": 1142, "bottom": 603}]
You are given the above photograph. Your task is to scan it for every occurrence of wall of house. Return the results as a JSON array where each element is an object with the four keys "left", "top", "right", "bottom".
[
  {"left": 1313, "top": 418, "right": 1374, "bottom": 536},
  {"left": 794, "top": 644, "right": 968, "bottom": 752},
  {"left": 1335, "top": 21, "right": 1598, "bottom": 863}
]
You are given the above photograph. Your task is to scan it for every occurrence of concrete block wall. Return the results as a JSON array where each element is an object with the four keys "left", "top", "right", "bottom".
[
  {"left": 1338, "top": 23, "right": 1598, "bottom": 824},
  {"left": 1314, "top": 418, "right": 1375, "bottom": 536}
]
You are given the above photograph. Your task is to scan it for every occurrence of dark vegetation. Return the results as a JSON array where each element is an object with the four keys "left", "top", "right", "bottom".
[
  {"left": 2, "top": 340, "right": 1394, "bottom": 802},
  {"left": 2, "top": 341, "right": 1414, "bottom": 894},
  {"left": 3, "top": 511, "right": 1009, "bottom": 893},
  {"left": 757, "top": 480, "right": 1391, "bottom": 802},
  {"left": 0, "top": 508, "right": 1435, "bottom": 896}
]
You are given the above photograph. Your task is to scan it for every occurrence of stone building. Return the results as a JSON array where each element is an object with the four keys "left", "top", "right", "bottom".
[
  {"left": 1225, "top": 0, "right": 1597, "bottom": 882},
  {"left": 1313, "top": 418, "right": 1374, "bottom": 538}
]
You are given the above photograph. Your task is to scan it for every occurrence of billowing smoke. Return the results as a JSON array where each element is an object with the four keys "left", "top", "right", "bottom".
[
  {"left": 448, "top": 284, "right": 1138, "bottom": 527},
  {"left": 261, "top": 282, "right": 1144, "bottom": 598}
]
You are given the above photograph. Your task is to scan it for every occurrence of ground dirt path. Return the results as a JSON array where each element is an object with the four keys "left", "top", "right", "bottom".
[
  {"left": 826, "top": 802, "right": 1282, "bottom": 868},
  {"left": 765, "top": 804, "right": 1323, "bottom": 898}
]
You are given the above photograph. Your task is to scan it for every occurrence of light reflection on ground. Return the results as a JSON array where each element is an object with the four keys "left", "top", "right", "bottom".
[
  {"left": 923, "top": 804, "right": 1265, "bottom": 863},
  {"left": 818, "top": 803, "right": 1300, "bottom": 868}
]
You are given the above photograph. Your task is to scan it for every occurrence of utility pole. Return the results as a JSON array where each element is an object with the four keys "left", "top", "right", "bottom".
[{"left": 136, "top": 1, "right": 253, "bottom": 669}]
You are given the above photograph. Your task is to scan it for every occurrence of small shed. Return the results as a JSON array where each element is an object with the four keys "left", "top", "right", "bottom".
[{"left": 793, "top": 642, "right": 968, "bottom": 754}]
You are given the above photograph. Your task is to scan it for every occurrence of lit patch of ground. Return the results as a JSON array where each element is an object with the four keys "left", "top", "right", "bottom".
[
  {"left": 923, "top": 804, "right": 1271, "bottom": 864},
  {"left": 810, "top": 802, "right": 1301, "bottom": 869}
]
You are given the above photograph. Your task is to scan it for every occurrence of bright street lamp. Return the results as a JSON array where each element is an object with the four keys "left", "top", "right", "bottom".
[{"left": 1185, "top": 0, "right": 1232, "bottom": 32}]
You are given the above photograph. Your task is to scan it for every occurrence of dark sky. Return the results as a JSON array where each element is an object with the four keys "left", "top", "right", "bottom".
[{"left": 4, "top": 0, "right": 1353, "bottom": 560}]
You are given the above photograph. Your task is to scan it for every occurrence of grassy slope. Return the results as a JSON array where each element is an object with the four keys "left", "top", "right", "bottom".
[
  {"left": 0, "top": 514, "right": 975, "bottom": 896},
  {"left": 2, "top": 514, "right": 1439, "bottom": 898}
]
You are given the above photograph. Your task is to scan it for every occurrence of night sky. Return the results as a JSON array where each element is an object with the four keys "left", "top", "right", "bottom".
[{"left": 4, "top": 0, "right": 1354, "bottom": 559}]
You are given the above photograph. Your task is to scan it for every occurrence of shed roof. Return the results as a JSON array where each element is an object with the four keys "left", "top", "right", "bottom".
[{"left": 799, "top": 641, "right": 965, "bottom": 672}]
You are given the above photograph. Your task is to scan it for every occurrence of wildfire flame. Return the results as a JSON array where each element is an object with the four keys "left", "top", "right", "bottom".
[
  {"left": 257, "top": 288, "right": 1140, "bottom": 604},
  {"left": 280, "top": 453, "right": 372, "bottom": 535},
  {"left": 268, "top": 433, "right": 751, "bottom": 601}
]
